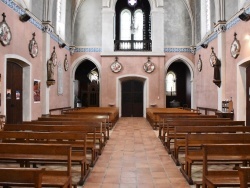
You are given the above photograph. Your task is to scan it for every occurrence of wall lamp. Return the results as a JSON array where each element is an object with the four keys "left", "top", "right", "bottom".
[
  {"left": 238, "top": 10, "right": 250, "bottom": 21},
  {"left": 57, "top": 34, "right": 66, "bottom": 49},
  {"left": 19, "top": 9, "right": 31, "bottom": 22},
  {"left": 19, "top": 13, "right": 31, "bottom": 22},
  {"left": 201, "top": 43, "right": 208, "bottom": 49},
  {"left": 59, "top": 43, "right": 66, "bottom": 48}
]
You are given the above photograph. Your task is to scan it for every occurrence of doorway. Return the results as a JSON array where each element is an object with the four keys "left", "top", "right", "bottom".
[
  {"left": 6, "top": 61, "right": 23, "bottom": 124},
  {"left": 122, "top": 80, "right": 143, "bottom": 117},
  {"left": 246, "top": 65, "right": 250, "bottom": 126}
]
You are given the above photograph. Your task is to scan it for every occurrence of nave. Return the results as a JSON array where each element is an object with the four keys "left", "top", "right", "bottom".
[{"left": 82, "top": 117, "right": 191, "bottom": 188}]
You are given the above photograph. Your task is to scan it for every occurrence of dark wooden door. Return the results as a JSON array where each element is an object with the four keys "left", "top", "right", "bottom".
[
  {"left": 247, "top": 65, "right": 250, "bottom": 126},
  {"left": 6, "top": 61, "right": 23, "bottom": 124},
  {"left": 122, "top": 80, "right": 143, "bottom": 117}
]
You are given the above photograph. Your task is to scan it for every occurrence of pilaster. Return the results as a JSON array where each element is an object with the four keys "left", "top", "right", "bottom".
[
  {"left": 214, "top": 21, "right": 226, "bottom": 111},
  {"left": 41, "top": 21, "right": 53, "bottom": 115}
]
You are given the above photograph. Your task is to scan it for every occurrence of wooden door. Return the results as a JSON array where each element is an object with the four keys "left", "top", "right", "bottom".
[
  {"left": 246, "top": 65, "right": 250, "bottom": 126},
  {"left": 122, "top": 80, "right": 143, "bottom": 117},
  {"left": 6, "top": 62, "right": 23, "bottom": 124}
]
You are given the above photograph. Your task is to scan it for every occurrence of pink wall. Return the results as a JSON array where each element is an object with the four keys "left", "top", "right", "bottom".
[{"left": 0, "top": 3, "right": 71, "bottom": 120}]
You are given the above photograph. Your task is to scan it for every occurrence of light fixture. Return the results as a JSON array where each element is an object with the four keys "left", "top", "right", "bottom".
[
  {"left": 201, "top": 43, "right": 208, "bottom": 49},
  {"left": 57, "top": 34, "right": 66, "bottom": 48},
  {"left": 238, "top": 11, "right": 250, "bottom": 21},
  {"left": 19, "top": 10, "right": 31, "bottom": 22},
  {"left": 19, "top": 13, "right": 31, "bottom": 22},
  {"left": 59, "top": 43, "right": 66, "bottom": 48}
]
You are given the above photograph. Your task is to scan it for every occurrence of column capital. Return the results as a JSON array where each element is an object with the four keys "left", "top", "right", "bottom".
[
  {"left": 214, "top": 21, "right": 227, "bottom": 34},
  {"left": 42, "top": 21, "right": 54, "bottom": 34}
]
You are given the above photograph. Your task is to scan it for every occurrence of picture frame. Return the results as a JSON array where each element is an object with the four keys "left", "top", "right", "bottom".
[{"left": 33, "top": 79, "right": 41, "bottom": 103}]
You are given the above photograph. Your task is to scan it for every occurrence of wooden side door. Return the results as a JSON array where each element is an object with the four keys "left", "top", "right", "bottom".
[
  {"left": 6, "top": 61, "right": 23, "bottom": 124},
  {"left": 122, "top": 80, "right": 143, "bottom": 117},
  {"left": 246, "top": 65, "right": 250, "bottom": 126}
]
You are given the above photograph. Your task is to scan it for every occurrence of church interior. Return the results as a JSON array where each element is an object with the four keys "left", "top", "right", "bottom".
[{"left": 1, "top": 0, "right": 250, "bottom": 187}]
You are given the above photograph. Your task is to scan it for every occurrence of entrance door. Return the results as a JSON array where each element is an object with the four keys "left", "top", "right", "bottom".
[
  {"left": 122, "top": 80, "right": 143, "bottom": 117},
  {"left": 6, "top": 61, "right": 23, "bottom": 124},
  {"left": 246, "top": 65, "right": 250, "bottom": 126}
]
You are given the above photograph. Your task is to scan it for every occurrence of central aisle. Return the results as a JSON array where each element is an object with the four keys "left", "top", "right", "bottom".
[{"left": 83, "top": 117, "right": 191, "bottom": 188}]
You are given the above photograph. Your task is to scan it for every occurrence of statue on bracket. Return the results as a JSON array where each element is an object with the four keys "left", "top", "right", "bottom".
[
  {"left": 0, "top": 13, "right": 12, "bottom": 46},
  {"left": 210, "top": 47, "right": 221, "bottom": 87},
  {"left": 47, "top": 46, "right": 57, "bottom": 86}
]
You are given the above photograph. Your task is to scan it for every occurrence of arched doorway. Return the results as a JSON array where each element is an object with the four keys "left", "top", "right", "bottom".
[
  {"left": 246, "top": 65, "right": 250, "bottom": 126},
  {"left": 121, "top": 79, "right": 143, "bottom": 117},
  {"left": 166, "top": 61, "right": 191, "bottom": 108},
  {"left": 6, "top": 61, "right": 23, "bottom": 124},
  {"left": 74, "top": 60, "right": 99, "bottom": 107}
]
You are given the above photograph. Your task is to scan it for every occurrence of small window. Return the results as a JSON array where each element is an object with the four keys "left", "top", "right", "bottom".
[
  {"left": 166, "top": 71, "right": 177, "bottom": 96},
  {"left": 57, "top": 0, "right": 66, "bottom": 40}
]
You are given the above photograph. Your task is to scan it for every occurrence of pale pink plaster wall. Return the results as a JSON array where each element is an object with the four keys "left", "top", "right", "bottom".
[
  {"left": 100, "top": 56, "right": 166, "bottom": 108},
  {"left": 194, "top": 39, "right": 219, "bottom": 110},
  {"left": 0, "top": 2, "right": 71, "bottom": 120}
]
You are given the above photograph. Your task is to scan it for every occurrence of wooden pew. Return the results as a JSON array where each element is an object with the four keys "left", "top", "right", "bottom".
[
  {"left": 172, "top": 125, "right": 250, "bottom": 166},
  {"left": 238, "top": 167, "right": 250, "bottom": 188},
  {"left": 0, "top": 143, "right": 72, "bottom": 188},
  {"left": 4, "top": 124, "right": 99, "bottom": 167},
  {"left": 146, "top": 107, "right": 201, "bottom": 129},
  {"left": 158, "top": 115, "right": 219, "bottom": 139},
  {"left": 22, "top": 120, "right": 109, "bottom": 144},
  {"left": 181, "top": 133, "right": 250, "bottom": 184},
  {"left": 162, "top": 120, "right": 244, "bottom": 153},
  {"left": 202, "top": 144, "right": 250, "bottom": 188},
  {"left": 0, "top": 167, "right": 45, "bottom": 188},
  {"left": 0, "top": 131, "right": 89, "bottom": 185},
  {"left": 63, "top": 107, "right": 119, "bottom": 128}
]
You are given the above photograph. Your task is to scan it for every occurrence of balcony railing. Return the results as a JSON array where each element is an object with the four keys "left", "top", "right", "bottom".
[{"left": 114, "top": 40, "right": 152, "bottom": 51}]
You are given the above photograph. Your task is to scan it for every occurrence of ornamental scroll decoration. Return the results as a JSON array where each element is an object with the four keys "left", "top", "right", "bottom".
[
  {"left": 230, "top": 32, "right": 240, "bottom": 59},
  {"left": 0, "top": 13, "right": 12, "bottom": 46},
  {"left": 29, "top": 32, "right": 38, "bottom": 58}
]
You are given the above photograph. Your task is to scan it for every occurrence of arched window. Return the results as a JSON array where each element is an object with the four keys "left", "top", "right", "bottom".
[
  {"left": 201, "top": 0, "right": 211, "bottom": 38},
  {"left": 115, "top": 0, "right": 151, "bottom": 51},
  {"left": 166, "top": 71, "right": 177, "bottom": 96},
  {"left": 56, "top": 0, "right": 66, "bottom": 40},
  {"left": 120, "top": 9, "right": 132, "bottom": 40}
]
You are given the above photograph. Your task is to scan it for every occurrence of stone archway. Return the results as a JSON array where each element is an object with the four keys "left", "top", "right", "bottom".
[{"left": 165, "top": 55, "right": 194, "bottom": 108}]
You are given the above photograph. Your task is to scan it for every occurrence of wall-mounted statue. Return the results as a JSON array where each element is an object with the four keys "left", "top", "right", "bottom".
[
  {"left": 209, "top": 47, "right": 221, "bottom": 87},
  {"left": 47, "top": 47, "right": 57, "bottom": 86}
]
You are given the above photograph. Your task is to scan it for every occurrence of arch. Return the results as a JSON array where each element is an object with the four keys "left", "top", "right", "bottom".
[
  {"left": 236, "top": 57, "right": 250, "bottom": 122},
  {"left": 165, "top": 55, "right": 195, "bottom": 108},
  {"left": 3, "top": 54, "right": 32, "bottom": 121},
  {"left": 70, "top": 55, "right": 102, "bottom": 107},
  {"left": 116, "top": 74, "right": 149, "bottom": 117}
]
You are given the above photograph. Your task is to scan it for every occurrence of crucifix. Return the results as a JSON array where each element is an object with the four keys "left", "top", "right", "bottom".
[{"left": 128, "top": 0, "right": 137, "bottom": 6}]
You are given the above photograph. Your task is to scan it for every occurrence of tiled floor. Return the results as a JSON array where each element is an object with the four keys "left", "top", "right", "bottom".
[{"left": 82, "top": 117, "right": 193, "bottom": 188}]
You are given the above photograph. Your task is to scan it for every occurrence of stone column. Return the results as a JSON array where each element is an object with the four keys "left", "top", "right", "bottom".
[
  {"left": 41, "top": 0, "right": 54, "bottom": 116},
  {"left": 214, "top": 0, "right": 226, "bottom": 111}
]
